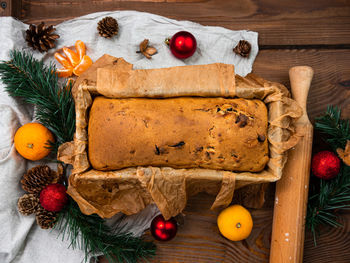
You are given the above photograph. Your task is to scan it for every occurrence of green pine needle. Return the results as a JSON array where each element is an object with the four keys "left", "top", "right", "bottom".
[
  {"left": 0, "top": 50, "right": 156, "bottom": 262},
  {"left": 315, "top": 105, "right": 350, "bottom": 151},
  {"left": 0, "top": 50, "right": 75, "bottom": 152},
  {"left": 306, "top": 106, "right": 350, "bottom": 245},
  {"left": 55, "top": 200, "right": 156, "bottom": 263}
]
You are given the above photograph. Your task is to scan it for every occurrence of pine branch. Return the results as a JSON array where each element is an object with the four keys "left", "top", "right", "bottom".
[
  {"left": 56, "top": 200, "right": 156, "bottom": 263},
  {"left": 0, "top": 50, "right": 156, "bottom": 262},
  {"left": 0, "top": 50, "right": 75, "bottom": 152},
  {"left": 306, "top": 106, "right": 350, "bottom": 245},
  {"left": 315, "top": 105, "right": 350, "bottom": 151}
]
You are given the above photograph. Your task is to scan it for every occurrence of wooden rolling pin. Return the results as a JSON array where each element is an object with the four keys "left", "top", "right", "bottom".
[{"left": 270, "top": 66, "right": 314, "bottom": 263}]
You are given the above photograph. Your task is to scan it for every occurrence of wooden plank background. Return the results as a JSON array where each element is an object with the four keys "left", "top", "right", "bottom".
[{"left": 2, "top": 0, "right": 350, "bottom": 262}]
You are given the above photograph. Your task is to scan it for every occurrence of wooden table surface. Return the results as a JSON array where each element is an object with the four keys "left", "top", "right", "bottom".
[{"left": 2, "top": 0, "right": 350, "bottom": 262}]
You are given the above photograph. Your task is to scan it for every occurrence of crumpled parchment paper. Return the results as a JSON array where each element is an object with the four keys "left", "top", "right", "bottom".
[{"left": 58, "top": 55, "right": 302, "bottom": 220}]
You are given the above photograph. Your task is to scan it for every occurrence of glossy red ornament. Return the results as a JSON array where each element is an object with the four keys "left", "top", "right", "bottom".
[
  {"left": 169, "top": 31, "right": 197, "bottom": 59},
  {"left": 312, "top": 151, "right": 341, "bottom": 180},
  {"left": 39, "top": 183, "right": 68, "bottom": 212},
  {"left": 150, "top": 215, "right": 177, "bottom": 241}
]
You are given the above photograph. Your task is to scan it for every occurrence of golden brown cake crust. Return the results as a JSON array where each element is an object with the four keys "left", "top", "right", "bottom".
[{"left": 88, "top": 97, "right": 269, "bottom": 172}]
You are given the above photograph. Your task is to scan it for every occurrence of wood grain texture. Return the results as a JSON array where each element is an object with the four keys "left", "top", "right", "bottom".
[
  {"left": 100, "top": 193, "right": 273, "bottom": 263},
  {"left": 150, "top": 194, "right": 272, "bottom": 263},
  {"left": 148, "top": 195, "right": 350, "bottom": 263},
  {"left": 0, "top": 0, "right": 11, "bottom": 16},
  {"left": 99, "top": 194, "right": 350, "bottom": 263},
  {"left": 253, "top": 49, "right": 350, "bottom": 120},
  {"left": 10, "top": 0, "right": 350, "bottom": 46},
  {"left": 149, "top": 194, "right": 350, "bottom": 263},
  {"left": 304, "top": 211, "right": 350, "bottom": 263},
  {"left": 6, "top": 0, "right": 350, "bottom": 262}
]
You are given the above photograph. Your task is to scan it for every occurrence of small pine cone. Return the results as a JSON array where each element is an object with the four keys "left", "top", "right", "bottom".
[
  {"left": 25, "top": 22, "right": 60, "bottom": 53},
  {"left": 18, "top": 194, "right": 39, "bottom": 215},
  {"left": 97, "top": 17, "right": 119, "bottom": 38},
  {"left": 21, "top": 165, "right": 61, "bottom": 194},
  {"left": 36, "top": 205, "right": 57, "bottom": 229},
  {"left": 233, "top": 40, "right": 251, "bottom": 58}
]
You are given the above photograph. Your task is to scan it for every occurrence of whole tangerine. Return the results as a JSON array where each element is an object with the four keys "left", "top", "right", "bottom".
[
  {"left": 217, "top": 204, "right": 253, "bottom": 241},
  {"left": 14, "top": 123, "right": 54, "bottom": 161}
]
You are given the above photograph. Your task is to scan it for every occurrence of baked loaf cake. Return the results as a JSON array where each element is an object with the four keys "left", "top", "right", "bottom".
[{"left": 88, "top": 96, "right": 269, "bottom": 172}]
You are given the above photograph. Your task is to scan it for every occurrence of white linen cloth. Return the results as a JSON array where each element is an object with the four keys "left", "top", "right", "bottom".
[{"left": 0, "top": 11, "right": 258, "bottom": 263}]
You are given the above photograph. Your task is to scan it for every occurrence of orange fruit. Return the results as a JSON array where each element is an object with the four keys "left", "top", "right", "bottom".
[
  {"left": 63, "top": 47, "right": 80, "bottom": 67},
  {"left": 14, "top": 123, "right": 55, "bottom": 161},
  {"left": 54, "top": 52, "right": 73, "bottom": 69},
  {"left": 56, "top": 67, "right": 73, "bottom": 78},
  {"left": 217, "top": 205, "right": 253, "bottom": 241},
  {"left": 75, "top": 40, "right": 86, "bottom": 61},
  {"left": 73, "top": 55, "right": 92, "bottom": 76}
]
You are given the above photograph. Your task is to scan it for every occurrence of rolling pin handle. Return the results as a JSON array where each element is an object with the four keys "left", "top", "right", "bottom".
[{"left": 289, "top": 66, "right": 314, "bottom": 123}]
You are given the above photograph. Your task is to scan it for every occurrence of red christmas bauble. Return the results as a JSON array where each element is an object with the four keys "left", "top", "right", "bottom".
[
  {"left": 169, "top": 31, "right": 197, "bottom": 59},
  {"left": 311, "top": 151, "right": 341, "bottom": 180},
  {"left": 150, "top": 215, "right": 177, "bottom": 241},
  {"left": 39, "top": 183, "right": 68, "bottom": 212}
]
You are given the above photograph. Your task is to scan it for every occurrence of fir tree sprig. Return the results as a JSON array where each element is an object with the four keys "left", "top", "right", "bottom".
[
  {"left": 0, "top": 50, "right": 156, "bottom": 262},
  {"left": 0, "top": 50, "right": 75, "bottom": 152},
  {"left": 306, "top": 106, "right": 350, "bottom": 244},
  {"left": 56, "top": 200, "right": 156, "bottom": 263},
  {"left": 315, "top": 105, "right": 350, "bottom": 151}
]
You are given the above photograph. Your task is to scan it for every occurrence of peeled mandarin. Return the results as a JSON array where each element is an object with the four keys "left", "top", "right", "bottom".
[
  {"left": 75, "top": 40, "right": 86, "bottom": 61},
  {"left": 54, "top": 52, "right": 73, "bottom": 69},
  {"left": 63, "top": 47, "right": 80, "bottom": 67},
  {"left": 217, "top": 205, "right": 253, "bottom": 241},
  {"left": 56, "top": 67, "right": 73, "bottom": 78},
  {"left": 73, "top": 55, "right": 92, "bottom": 76}
]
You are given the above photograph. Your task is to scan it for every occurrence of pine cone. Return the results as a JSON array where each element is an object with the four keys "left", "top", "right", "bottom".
[
  {"left": 25, "top": 22, "right": 60, "bottom": 53},
  {"left": 97, "top": 17, "right": 119, "bottom": 38},
  {"left": 233, "top": 40, "right": 251, "bottom": 58},
  {"left": 18, "top": 194, "right": 39, "bottom": 215},
  {"left": 21, "top": 165, "right": 61, "bottom": 194},
  {"left": 35, "top": 205, "right": 57, "bottom": 229}
]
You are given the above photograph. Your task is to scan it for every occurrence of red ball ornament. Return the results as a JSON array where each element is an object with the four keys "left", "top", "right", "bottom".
[
  {"left": 312, "top": 151, "right": 341, "bottom": 180},
  {"left": 150, "top": 215, "right": 177, "bottom": 241},
  {"left": 39, "top": 183, "right": 68, "bottom": 212},
  {"left": 169, "top": 31, "right": 197, "bottom": 59}
]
